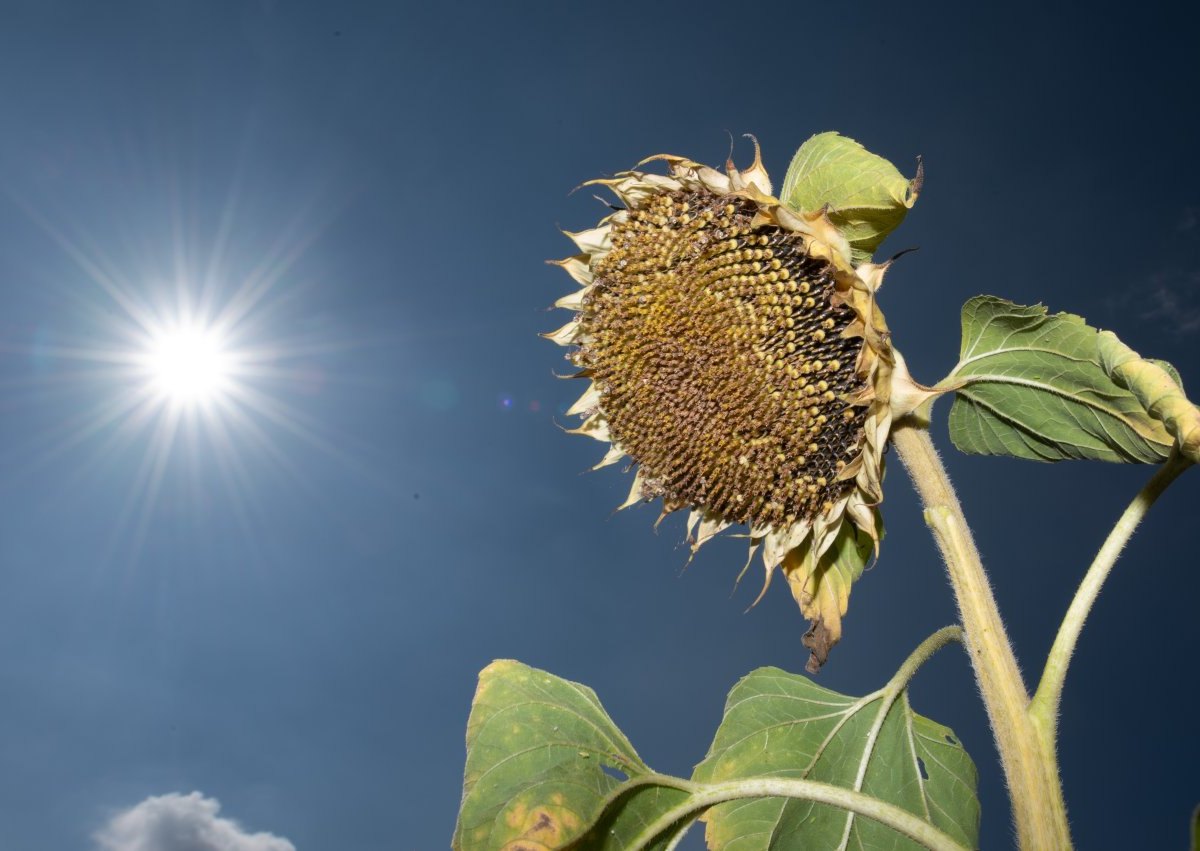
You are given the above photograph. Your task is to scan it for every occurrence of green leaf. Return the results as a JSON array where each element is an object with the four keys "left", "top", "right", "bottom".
[
  {"left": 694, "top": 667, "right": 979, "bottom": 851},
  {"left": 946, "top": 296, "right": 1175, "bottom": 463},
  {"left": 456, "top": 658, "right": 973, "bottom": 850},
  {"left": 779, "top": 132, "right": 920, "bottom": 265},
  {"left": 452, "top": 660, "right": 690, "bottom": 851}
]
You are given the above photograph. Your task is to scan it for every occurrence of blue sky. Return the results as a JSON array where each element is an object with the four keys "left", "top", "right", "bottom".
[{"left": 0, "top": 2, "right": 1197, "bottom": 849}]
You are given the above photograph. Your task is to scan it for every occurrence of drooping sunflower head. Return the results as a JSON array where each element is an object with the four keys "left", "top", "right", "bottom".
[{"left": 548, "top": 134, "right": 922, "bottom": 670}]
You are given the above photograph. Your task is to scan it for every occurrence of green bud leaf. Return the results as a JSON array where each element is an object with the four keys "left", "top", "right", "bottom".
[
  {"left": 946, "top": 296, "right": 1176, "bottom": 463},
  {"left": 780, "top": 132, "right": 920, "bottom": 265},
  {"left": 695, "top": 664, "right": 979, "bottom": 850}
]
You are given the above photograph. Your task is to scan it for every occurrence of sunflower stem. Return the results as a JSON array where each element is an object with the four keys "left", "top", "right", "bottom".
[
  {"left": 625, "top": 777, "right": 971, "bottom": 851},
  {"left": 1029, "top": 450, "right": 1191, "bottom": 768},
  {"left": 891, "top": 418, "right": 1072, "bottom": 850}
]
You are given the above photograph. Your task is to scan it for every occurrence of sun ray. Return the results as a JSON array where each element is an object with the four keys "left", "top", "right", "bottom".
[{"left": 104, "top": 400, "right": 183, "bottom": 567}]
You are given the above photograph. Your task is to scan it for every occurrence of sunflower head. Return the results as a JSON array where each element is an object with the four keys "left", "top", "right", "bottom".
[{"left": 548, "top": 134, "right": 921, "bottom": 670}]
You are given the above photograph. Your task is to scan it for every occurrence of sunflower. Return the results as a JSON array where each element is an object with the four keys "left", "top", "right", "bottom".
[{"left": 548, "top": 138, "right": 923, "bottom": 670}]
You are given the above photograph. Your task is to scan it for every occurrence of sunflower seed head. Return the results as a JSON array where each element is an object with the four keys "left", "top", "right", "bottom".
[{"left": 576, "top": 186, "right": 869, "bottom": 531}]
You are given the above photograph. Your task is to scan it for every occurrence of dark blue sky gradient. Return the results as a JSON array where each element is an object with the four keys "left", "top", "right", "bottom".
[{"left": 0, "top": 2, "right": 1197, "bottom": 849}]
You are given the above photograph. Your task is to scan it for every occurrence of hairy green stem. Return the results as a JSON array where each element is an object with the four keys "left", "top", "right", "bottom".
[
  {"left": 587, "top": 771, "right": 695, "bottom": 822},
  {"left": 661, "top": 823, "right": 694, "bottom": 851},
  {"left": 891, "top": 418, "right": 1072, "bottom": 850},
  {"left": 626, "top": 777, "right": 970, "bottom": 851},
  {"left": 888, "top": 625, "right": 964, "bottom": 691},
  {"left": 1030, "top": 450, "right": 1191, "bottom": 755}
]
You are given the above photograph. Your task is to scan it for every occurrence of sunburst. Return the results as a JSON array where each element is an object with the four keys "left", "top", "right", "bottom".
[{"left": 3, "top": 181, "right": 351, "bottom": 564}]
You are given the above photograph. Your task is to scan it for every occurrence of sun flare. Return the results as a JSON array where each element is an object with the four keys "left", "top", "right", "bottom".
[
  {"left": 11, "top": 166, "right": 353, "bottom": 565},
  {"left": 143, "top": 324, "right": 232, "bottom": 406}
]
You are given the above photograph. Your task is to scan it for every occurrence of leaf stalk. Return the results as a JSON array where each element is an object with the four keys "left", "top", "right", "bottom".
[
  {"left": 626, "top": 777, "right": 970, "bottom": 851},
  {"left": 887, "top": 625, "right": 964, "bottom": 692},
  {"left": 1029, "top": 449, "right": 1191, "bottom": 761}
]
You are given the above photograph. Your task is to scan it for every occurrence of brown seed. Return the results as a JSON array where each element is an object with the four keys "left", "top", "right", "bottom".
[{"left": 577, "top": 187, "right": 869, "bottom": 528}]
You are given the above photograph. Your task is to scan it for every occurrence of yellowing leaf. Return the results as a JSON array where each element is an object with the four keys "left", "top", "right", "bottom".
[
  {"left": 783, "top": 516, "right": 879, "bottom": 673},
  {"left": 1097, "top": 331, "right": 1200, "bottom": 463},
  {"left": 455, "top": 653, "right": 977, "bottom": 850},
  {"left": 452, "top": 661, "right": 689, "bottom": 851}
]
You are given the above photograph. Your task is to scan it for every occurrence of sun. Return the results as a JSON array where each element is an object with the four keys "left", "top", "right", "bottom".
[
  {"left": 3, "top": 152, "right": 359, "bottom": 566},
  {"left": 143, "top": 323, "right": 233, "bottom": 407}
]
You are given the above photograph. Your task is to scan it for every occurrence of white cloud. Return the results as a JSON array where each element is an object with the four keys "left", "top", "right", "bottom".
[{"left": 94, "top": 792, "right": 295, "bottom": 851}]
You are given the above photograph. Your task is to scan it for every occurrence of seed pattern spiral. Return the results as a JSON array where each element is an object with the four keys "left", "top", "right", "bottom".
[{"left": 574, "top": 187, "right": 868, "bottom": 530}]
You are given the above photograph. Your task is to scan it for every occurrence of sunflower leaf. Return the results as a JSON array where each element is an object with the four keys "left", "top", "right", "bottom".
[
  {"left": 694, "top": 666, "right": 979, "bottom": 851},
  {"left": 452, "top": 660, "right": 691, "bottom": 851},
  {"left": 946, "top": 296, "right": 1176, "bottom": 463},
  {"left": 779, "top": 132, "right": 920, "bottom": 264},
  {"left": 455, "top": 660, "right": 976, "bottom": 850}
]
